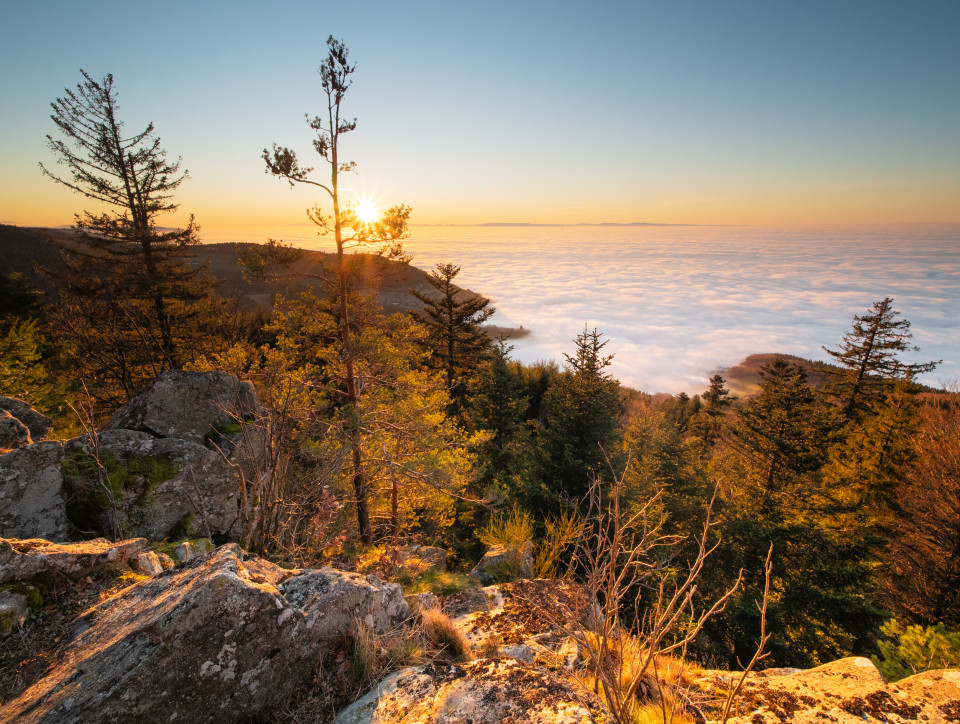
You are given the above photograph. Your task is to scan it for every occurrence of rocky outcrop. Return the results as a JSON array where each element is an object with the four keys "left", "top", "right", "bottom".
[
  {"left": 0, "top": 410, "right": 32, "bottom": 450},
  {"left": 337, "top": 579, "right": 602, "bottom": 724},
  {"left": 62, "top": 429, "right": 240, "bottom": 540},
  {"left": 0, "top": 397, "right": 53, "bottom": 442},
  {"left": 703, "top": 657, "right": 960, "bottom": 723},
  {"left": 0, "top": 441, "right": 70, "bottom": 540},
  {"left": 0, "top": 537, "right": 147, "bottom": 584},
  {"left": 468, "top": 541, "right": 534, "bottom": 585},
  {"left": 104, "top": 370, "right": 265, "bottom": 443},
  {"left": 333, "top": 658, "right": 606, "bottom": 724},
  {"left": 1, "top": 543, "right": 408, "bottom": 724},
  {"left": 0, "top": 370, "right": 263, "bottom": 542}
]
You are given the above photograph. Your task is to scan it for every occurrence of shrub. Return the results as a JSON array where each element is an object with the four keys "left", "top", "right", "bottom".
[
  {"left": 873, "top": 618, "right": 960, "bottom": 682},
  {"left": 534, "top": 508, "right": 581, "bottom": 579},
  {"left": 479, "top": 505, "right": 534, "bottom": 550}
]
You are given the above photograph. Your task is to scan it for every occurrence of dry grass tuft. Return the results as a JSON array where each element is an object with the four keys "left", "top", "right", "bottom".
[{"left": 422, "top": 607, "right": 473, "bottom": 663}]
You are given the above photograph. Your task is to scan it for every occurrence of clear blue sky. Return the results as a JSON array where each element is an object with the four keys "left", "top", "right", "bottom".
[{"left": 2, "top": 0, "right": 958, "bottom": 231}]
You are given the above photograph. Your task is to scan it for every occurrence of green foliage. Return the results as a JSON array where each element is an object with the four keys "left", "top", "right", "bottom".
[
  {"left": 61, "top": 449, "right": 179, "bottom": 537},
  {"left": 412, "top": 262, "right": 494, "bottom": 410},
  {"left": 479, "top": 505, "right": 534, "bottom": 549},
  {"left": 873, "top": 619, "right": 960, "bottom": 681},
  {"left": 533, "top": 508, "right": 581, "bottom": 579},
  {"left": 0, "top": 319, "right": 55, "bottom": 407},
  {"left": 823, "top": 297, "right": 938, "bottom": 420},
  {"left": 532, "top": 327, "right": 623, "bottom": 514},
  {"left": 402, "top": 569, "right": 475, "bottom": 597}
]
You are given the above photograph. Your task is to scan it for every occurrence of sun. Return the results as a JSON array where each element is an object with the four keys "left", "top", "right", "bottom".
[{"left": 355, "top": 198, "right": 380, "bottom": 224}]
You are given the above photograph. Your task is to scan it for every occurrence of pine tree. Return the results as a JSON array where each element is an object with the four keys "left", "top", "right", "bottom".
[
  {"left": 730, "top": 359, "right": 836, "bottom": 505},
  {"left": 532, "top": 327, "right": 623, "bottom": 513},
  {"left": 250, "top": 37, "right": 412, "bottom": 544},
  {"left": 824, "top": 297, "right": 938, "bottom": 420},
  {"left": 412, "top": 262, "right": 494, "bottom": 407},
  {"left": 471, "top": 340, "right": 530, "bottom": 494},
  {"left": 41, "top": 70, "right": 209, "bottom": 400}
]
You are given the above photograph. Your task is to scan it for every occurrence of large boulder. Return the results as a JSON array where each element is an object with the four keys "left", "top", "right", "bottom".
[
  {"left": 332, "top": 658, "right": 606, "bottom": 724},
  {"left": 104, "top": 370, "right": 265, "bottom": 444},
  {"left": 698, "top": 657, "right": 960, "bottom": 723},
  {"left": 0, "top": 397, "right": 53, "bottom": 442},
  {"left": 468, "top": 541, "right": 533, "bottom": 585},
  {"left": 0, "top": 543, "right": 408, "bottom": 724},
  {"left": 62, "top": 429, "right": 240, "bottom": 540},
  {"left": 0, "top": 441, "right": 69, "bottom": 540},
  {"left": 0, "top": 537, "right": 147, "bottom": 585}
]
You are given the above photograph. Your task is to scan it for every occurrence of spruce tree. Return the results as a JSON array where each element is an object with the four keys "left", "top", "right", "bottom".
[
  {"left": 824, "top": 297, "right": 938, "bottom": 420},
  {"left": 412, "top": 262, "right": 494, "bottom": 408},
  {"left": 532, "top": 327, "right": 622, "bottom": 514},
  {"left": 471, "top": 340, "right": 530, "bottom": 494},
  {"left": 41, "top": 70, "right": 208, "bottom": 400}
]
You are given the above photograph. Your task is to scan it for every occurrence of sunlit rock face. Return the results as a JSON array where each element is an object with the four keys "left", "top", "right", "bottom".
[
  {"left": 333, "top": 658, "right": 606, "bottom": 724},
  {"left": 0, "top": 536, "right": 147, "bottom": 585},
  {"left": 0, "top": 397, "right": 52, "bottom": 443},
  {"left": 0, "top": 543, "right": 408, "bottom": 724},
  {"left": 695, "top": 658, "right": 960, "bottom": 723}
]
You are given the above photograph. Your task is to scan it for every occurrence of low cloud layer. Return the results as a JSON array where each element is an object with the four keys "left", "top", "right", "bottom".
[{"left": 406, "top": 225, "right": 960, "bottom": 394}]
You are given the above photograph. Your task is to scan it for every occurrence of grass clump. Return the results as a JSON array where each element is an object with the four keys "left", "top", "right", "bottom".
[
  {"left": 422, "top": 607, "right": 473, "bottom": 663},
  {"left": 479, "top": 504, "right": 534, "bottom": 549},
  {"left": 402, "top": 569, "right": 475, "bottom": 597}
]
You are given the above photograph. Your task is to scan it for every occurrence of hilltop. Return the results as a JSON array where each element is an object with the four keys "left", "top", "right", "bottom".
[{"left": 0, "top": 224, "right": 492, "bottom": 320}]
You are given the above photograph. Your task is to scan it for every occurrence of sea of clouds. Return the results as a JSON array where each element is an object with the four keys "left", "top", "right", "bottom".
[{"left": 211, "top": 224, "right": 960, "bottom": 395}]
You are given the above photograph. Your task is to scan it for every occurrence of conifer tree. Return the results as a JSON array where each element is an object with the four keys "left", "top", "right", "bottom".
[
  {"left": 824, "top": 297, "right": 938, "bottom": 420},
  {"left": 41, "top": 70, "right": 208, "bottom": 400},
  {"left": 471, "top": 340, "right": 530, "bottom": 494},
  {"left": 412, "top": 262, "right": 494, "bottom": 408},
  {"left": 532, "top": 327, "right": 623, "bottom": 513}
]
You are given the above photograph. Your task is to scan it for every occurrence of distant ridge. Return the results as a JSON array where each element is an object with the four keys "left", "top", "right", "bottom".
[{"left": 416, "top": 221, "right": 716, "bottom": 228}]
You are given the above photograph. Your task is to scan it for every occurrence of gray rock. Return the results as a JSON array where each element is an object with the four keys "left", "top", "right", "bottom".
[
  {"left": 406, "top": 591, "right": 440, "bottom": 615},
  {"left": 0, "top": 411, "right": 32, "bottom": 450},
  {"left": 280, "top": 568, "right": 408, "bottom": 639},
  {"left": 468, "top": 541, "right": 533, "bottom": 585},
  {"left": 0, "top": 397, "right": 53, "bottom": 441},
  {"left": 174, "top": 538, "right": 214, "bottom": 564},
  {"left": 157, "top": 551, "right": 175, "bottom": 570},
  {"left": 332, "top": 659, "right": 604, "bottom": 724},
  {"left": 0, "top": 537, "right": 147, "bottom": 584},
  {"left": 0, "top": 544, "right": 409, "bottom": 724},
  {"left": 135, "top": 551, "right": 164, "bottom": 576},
  {"left": 0, "top": 587, "right": 30, "bottom": 637},
  {"left": 64, "top": 430, "right": 240, "bottom": 541},
  {"left": 104, "top": 370, "right": 265, "bottom": 444},
  {"left": 0, "top": 441, "right": 69, "bottom": 541}
]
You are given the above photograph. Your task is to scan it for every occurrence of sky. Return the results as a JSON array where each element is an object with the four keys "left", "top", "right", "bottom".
[{"left": 1, "top": 0, "right": 959, "bottom": 232}]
